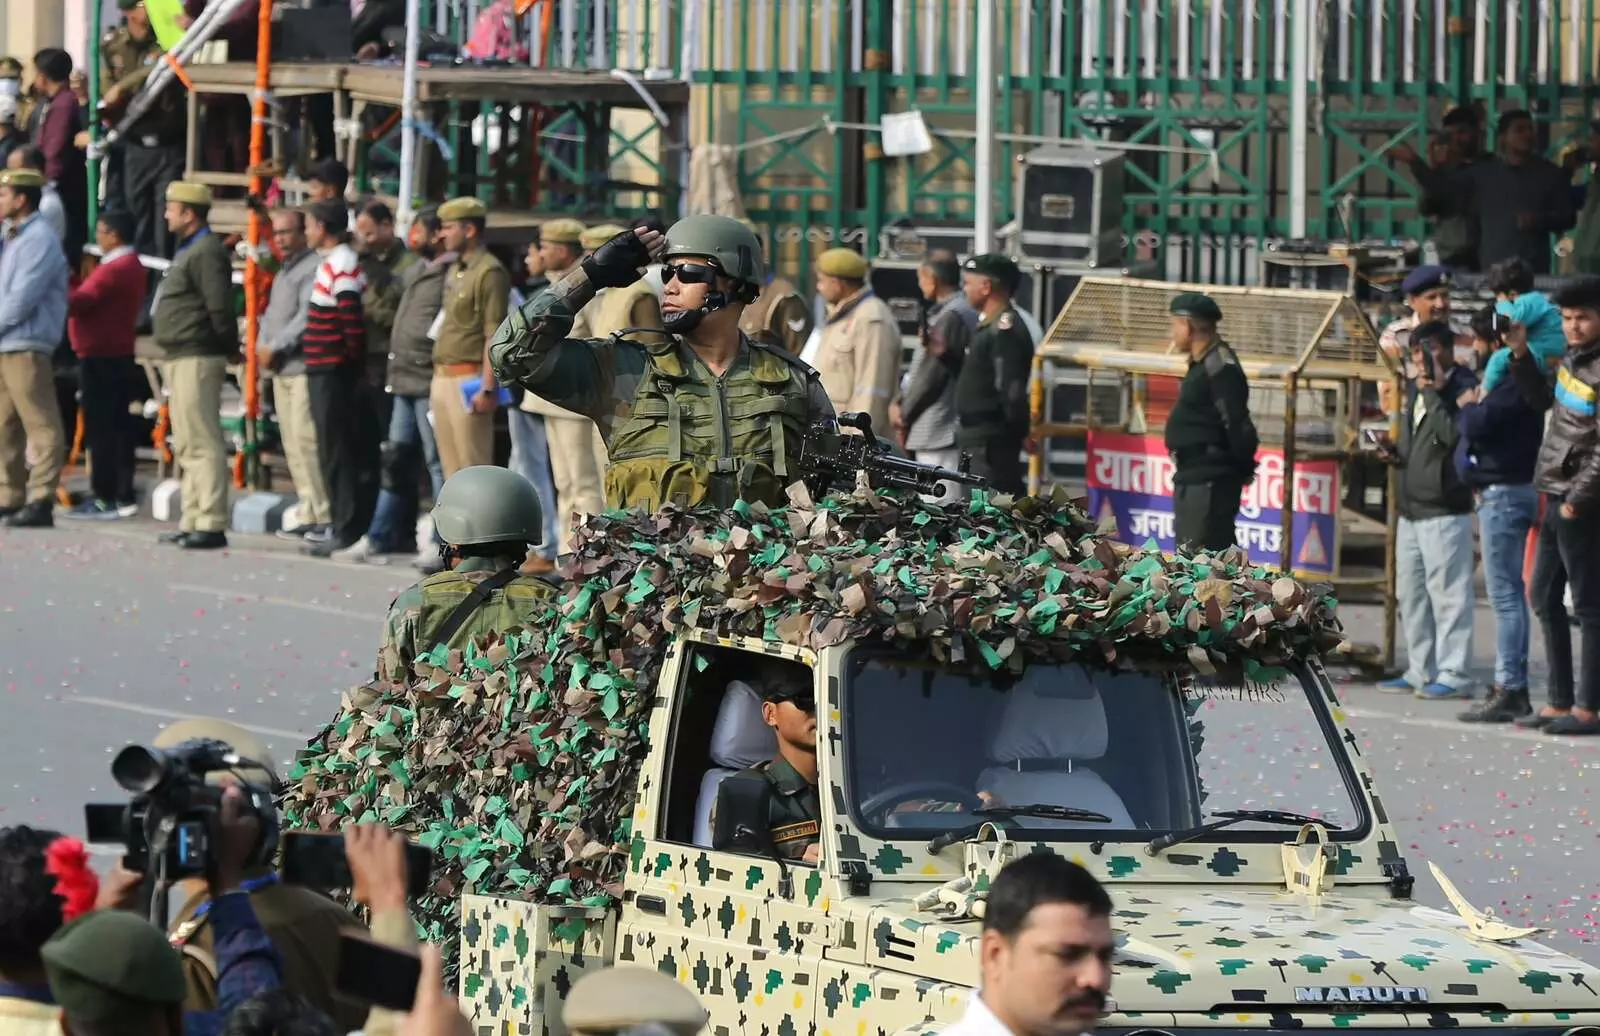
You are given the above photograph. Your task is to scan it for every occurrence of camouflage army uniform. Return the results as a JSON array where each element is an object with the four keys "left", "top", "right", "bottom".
[
  {"left": 489, "top": 272, "right": 837, "bottom": 511},
  {"left": 734, "top": 757, "right": 822, "bottom": 860},
  {"left": 102, "top": 23, "right": 186, "bottom": 255},
  {"left": 379, "top": 555, "right": 555, "bottom": 676}
]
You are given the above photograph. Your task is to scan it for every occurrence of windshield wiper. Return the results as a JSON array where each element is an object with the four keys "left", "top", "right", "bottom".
[
  {"left": 1144, "top": 809, "right": 1339, "bottom": 857},
  {"left": 926, "top": 804, "right": 1114, "bottom": 854}
]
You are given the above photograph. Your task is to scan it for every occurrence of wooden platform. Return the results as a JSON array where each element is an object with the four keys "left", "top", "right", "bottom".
[
  {"left": 184, "top": 61, "right": 346, "bottom": 96},
  {"left": 341, "top": 64, "right": 689, "bottom": 106}
]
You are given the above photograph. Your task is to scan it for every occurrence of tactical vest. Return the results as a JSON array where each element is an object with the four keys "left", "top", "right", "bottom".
[
  {"left": 605, "top": 337, "right": 815, "bottom": 511},
  {"left": 412, "top": 569, "right": 554, "bottom": 653}
]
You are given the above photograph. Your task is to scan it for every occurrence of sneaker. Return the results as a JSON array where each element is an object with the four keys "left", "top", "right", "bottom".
[
  {"left": 1458, "top": 686, "right": 1532, "bottom": 723},
  {"left": 302, "top": 524, "right": 335, "bottom": 546},
  {"left": 412, "top": 550, "right": 444, "bottom": 575},
  {"left": 1416, "top": 682, "right": 1470, "bottom": 701},
  {"left": 116, "top": 501, "right": 139, "bottom": 518},
  {"left": 62, "top": 499, "right": 123, "bottom": 521},
  {"left": 331, "top": 536, "right": 386, "bottom": 564},
  {"left": 1376, "top": 677, "right": 1415, "bottom": 694}
]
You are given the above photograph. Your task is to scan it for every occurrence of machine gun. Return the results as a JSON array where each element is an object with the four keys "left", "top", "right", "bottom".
[{"left": 799, "top": 412, "right": 988, "bottom": 501}]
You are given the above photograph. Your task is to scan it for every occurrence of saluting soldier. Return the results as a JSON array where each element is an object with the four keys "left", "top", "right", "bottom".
[
  {"left": 102, "top": 0, "right": 187, "bottom": 256},
  {"left": 490, "top": 217, "right": 836, "bottom": 512},
  {"left": 737, "top": 221, "right": 811, "bottom": 354},
  {"left": 954, "top": 253, "right": 1034, "bottom": 495},
  {"left": 1164, "top": 291, "right": 1260, "bottom": 553},
  {"left": 380, "top": 465, "right": 555, "bottom": 673}
]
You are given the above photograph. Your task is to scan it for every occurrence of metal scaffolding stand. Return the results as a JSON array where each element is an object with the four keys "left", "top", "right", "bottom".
[{"left": 1030, "top": 276, "right": 1403, "bottom": 673}]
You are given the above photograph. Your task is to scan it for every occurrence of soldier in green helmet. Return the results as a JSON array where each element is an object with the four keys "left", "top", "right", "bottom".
[
  {"left": 489, "top": 217, "right": 837, "bottom": 511},
  {"left": 379, "top": 465, "right": 556, "bottom": 674},
  {"left": 1163, "top": 291, "right": 1260, "bottom": 552}
]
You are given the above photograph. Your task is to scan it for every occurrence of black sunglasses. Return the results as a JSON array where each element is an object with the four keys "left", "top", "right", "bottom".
[
  {"left": 662, "top": 262, "right": 720, "bottom": 285},
  {"left": 772, "top": 692, "right": 816, "bottom": 713}
]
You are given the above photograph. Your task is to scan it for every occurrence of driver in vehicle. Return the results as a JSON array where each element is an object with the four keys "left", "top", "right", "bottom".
[{"left": 734, "top": 662, "right": 822, "bottom": 863}]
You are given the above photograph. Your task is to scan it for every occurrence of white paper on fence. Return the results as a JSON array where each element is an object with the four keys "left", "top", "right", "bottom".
[{"left": 881, "top": 111, "right": 934, "bottom": 157}]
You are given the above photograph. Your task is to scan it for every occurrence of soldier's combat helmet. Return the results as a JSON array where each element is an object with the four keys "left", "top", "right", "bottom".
[
  {"left": 431, "top": 465, "right": 545, "bottom": 548},
  {"left": 659, "top": 214, "right": 765, "bottom": 333}
]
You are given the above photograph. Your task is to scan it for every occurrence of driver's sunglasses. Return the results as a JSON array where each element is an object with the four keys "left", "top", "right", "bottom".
[
  {"left": 661, "top": 262, "right": 719, "bottom": 285},
  {"left": 773, "top": 692, "right": 816, "bottom": 713}
]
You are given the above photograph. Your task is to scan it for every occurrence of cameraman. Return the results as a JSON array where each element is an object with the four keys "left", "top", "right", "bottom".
[
  {"left": 58, "top": 784, "right": 282, "bottom": 1036},
  {"left": 102, "top": 718, "right": 368, "bottom": 1029}
]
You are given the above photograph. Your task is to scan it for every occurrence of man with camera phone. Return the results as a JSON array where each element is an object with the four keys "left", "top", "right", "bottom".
[{"left": 96, "top": 718, "right": 369, "bottom": 1029}]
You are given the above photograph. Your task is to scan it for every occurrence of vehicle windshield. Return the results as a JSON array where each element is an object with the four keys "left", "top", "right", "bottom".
[{"left": 844, "top": 655, "right": 1368, "bottom": 841}]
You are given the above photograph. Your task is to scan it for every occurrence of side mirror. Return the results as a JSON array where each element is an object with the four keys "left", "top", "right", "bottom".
[{"left": 712, "top": 772, "right": 776, "bottom": 855}]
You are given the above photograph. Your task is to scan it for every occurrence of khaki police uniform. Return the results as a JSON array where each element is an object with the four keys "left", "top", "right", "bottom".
[
  {"left": 153, "top": 182, "right": 236, "bottom": 535},
  {"left": 813, "top": 249, "right": 901, "bottom": 432},
  {"left": 740, "top": 274, "right": 811, "bottom": 354},
  {"left": 428, "top": 197, "right": 509, "bottom": 476}
]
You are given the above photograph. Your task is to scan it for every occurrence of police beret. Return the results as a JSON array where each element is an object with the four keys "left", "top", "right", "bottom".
[
  {"left": 166, "top": 181, "right": 212, "bottom": 207},
  {"left": 0, "top": 168, "right": 45, "bottom": 189},
  {"left": 564, "top": 967, "right": 710, "bottom": 1036},
  {"left": 1401, "top": 265, "right": 1450, "bottom": 296},
  {"left": 1554, "top": 275, "right": 1600, "bottom": 312},
  {"left": 42, "top": 911, "right": 188, "bottom": 1022},
  {"left": 154, "top": 716, "right": 280, "bottom": 785},
  {"left": 816, "top": 248, "right": 869, "bottom": 280},
  {"left": 963, "top": 252, "right": 1021, "bottom": 288},
  {"left": 540, "top": 217, "right": 585, "bottom": 245},
  {"left": 437, "top": 196, "right": 487, "bottom": 222},
  {"left": 580, "top": 224, "right": 626, "bottom": 251},
  {"left": 1169, "top": 291, "right": 1223, "bottom": 321}
]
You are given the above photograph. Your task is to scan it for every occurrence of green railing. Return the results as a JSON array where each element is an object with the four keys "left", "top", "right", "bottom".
[{"left": 367, "top": 0, "right": 1600, "bottom": 282}]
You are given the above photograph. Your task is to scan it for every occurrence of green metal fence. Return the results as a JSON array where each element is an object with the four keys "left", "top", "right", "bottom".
[{"left": 416, "top": 0, "right": 1600, "bottom": 282}]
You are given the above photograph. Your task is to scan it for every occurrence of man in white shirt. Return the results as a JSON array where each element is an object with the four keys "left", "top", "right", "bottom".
[{"left": 942, "top": 854, "right": 1114, "bottom": 1036}]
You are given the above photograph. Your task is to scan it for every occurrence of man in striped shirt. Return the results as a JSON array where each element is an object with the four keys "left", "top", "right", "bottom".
[{"left": 301, "top": 199, "right": 379, "bottom": 557}]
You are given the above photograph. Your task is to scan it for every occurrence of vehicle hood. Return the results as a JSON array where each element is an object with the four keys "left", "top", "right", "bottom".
[{"left": 859, "top": 885, "right": 1600, "bottom": 1017}]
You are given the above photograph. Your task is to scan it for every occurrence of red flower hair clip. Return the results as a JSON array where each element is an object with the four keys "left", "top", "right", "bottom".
[{"left": 44, "top": 837, "right": 99, "bottom": 921}]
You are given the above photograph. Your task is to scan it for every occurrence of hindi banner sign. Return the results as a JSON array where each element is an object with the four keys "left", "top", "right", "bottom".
[{"left": 1084, "top": 431, "right": 1340, "bottom": 575}]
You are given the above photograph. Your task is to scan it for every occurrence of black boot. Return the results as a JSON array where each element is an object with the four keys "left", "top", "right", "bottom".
[
  {"left": 3, "top": 500, "right": 54, "bottom": 528},
  {"left": 1458, "top": 686, "right": 1532, "bottom": 723}
]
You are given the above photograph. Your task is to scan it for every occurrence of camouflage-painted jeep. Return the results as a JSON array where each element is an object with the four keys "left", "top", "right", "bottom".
[{"left": 458, "top": 631, "right": 1600, "bottom": 1034}]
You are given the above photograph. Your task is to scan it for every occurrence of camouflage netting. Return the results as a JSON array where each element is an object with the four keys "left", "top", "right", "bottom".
[{"left": 281, "top": 484, "right": 1344, "bottom": 971}]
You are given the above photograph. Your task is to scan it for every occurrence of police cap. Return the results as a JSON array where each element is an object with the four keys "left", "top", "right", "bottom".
[
  {"left": 1169, "top": 291, "right": 1223, "bottom": 322},
  {"left": 0, "top": 168, "right": 45, "bottom": 189},
  {"left": 438, "top": 196, "right": 487, "bottom": 223},
  {"left": 1554, "top": 275, "right": 1600, "bottom": 312},
  {"left": 963, "top": 252, "right": 1021, "bottom": 292},
  {"left": 117, "top": 0, "right": 143, "bottom": 13},
  {"left": 563, "top": 966, "right": 710, "bottom": 1036},
  {"left": 153, "top": 716, "right": 280, "bottom": 786},
  {"left": 540, "top": 218, "right": 586, "bottom": 246},
  {"left": 166, "top": 181, "right": 212, "bottom": 208},
  {"left": 1401, "top": 265, "right": 1450, "bottom": 296},
  {"left": 580, "top": 224, "right": 626, "bottom": 251},
  {"left": 431, "top": 465, "right": 545, "bottom": 547},
  {"left": 816, "top": 248, "right": 869, "bottom": 280},
  {"left": 41, "top": 911, "right": 188, "bottom": 1023}
]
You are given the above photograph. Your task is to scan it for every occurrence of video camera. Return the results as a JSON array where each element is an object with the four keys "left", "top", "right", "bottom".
[{"left": 85, "top": 738, "right": 281, "bottom": 889}]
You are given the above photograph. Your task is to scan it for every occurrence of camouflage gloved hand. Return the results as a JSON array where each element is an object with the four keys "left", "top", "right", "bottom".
[{"left": 581, "top": 229, "right": 653, "bottom": 289}]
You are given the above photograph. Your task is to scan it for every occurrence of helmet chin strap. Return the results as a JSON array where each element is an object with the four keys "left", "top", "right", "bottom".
[{"left": 664, "top": 290, "right": 730, "bottom": 334}]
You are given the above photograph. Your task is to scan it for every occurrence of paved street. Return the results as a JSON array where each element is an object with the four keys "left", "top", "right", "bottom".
[{"left": 0, "top": 520, "right": 1595, "bottom": 965}]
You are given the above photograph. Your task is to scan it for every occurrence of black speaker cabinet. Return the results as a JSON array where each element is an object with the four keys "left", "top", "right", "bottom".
[
  {"left": 1012, "top": 146, "right": 1125, "bottom": 267},
  {"left": 868, "top": 261, "right": 925, "bottom": 338}
]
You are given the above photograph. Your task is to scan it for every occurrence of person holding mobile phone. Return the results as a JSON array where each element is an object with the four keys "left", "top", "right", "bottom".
[
  {"left": 1377, "top": 320, "right": 1479, "bottom": 703},
  {"left": 1520, "top": 276, "right": 1600, "bottom": 736}
]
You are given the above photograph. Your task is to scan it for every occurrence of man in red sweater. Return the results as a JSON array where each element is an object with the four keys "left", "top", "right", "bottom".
[{"left": 64, "top": 211, "right": 148, "bottom": 519}]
